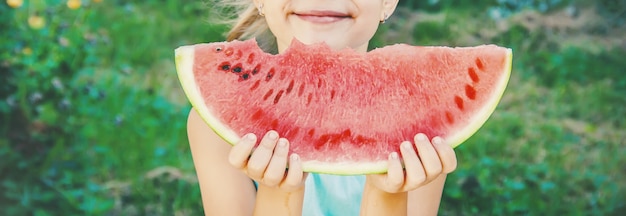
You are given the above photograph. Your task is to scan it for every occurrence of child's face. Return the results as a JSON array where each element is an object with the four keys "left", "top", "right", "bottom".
[{"left": 259, "top": 0, "right": 398, "bottom": 53}]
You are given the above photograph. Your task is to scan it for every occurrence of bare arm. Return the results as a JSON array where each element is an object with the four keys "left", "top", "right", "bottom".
[
  {"left": 188, "top": 109, "right": 256, "bottom": 215},
  {"left": 360, "top": 180, "right": 409, "bottom": 216},
  {"left": 188, "top": 109, "right": 306, "bottom": 216},
  {"left": 407, "top": 175, "right": 447, "bottom": 216},
  {"left": 253, "top": 184, "right": 305, "bottom": 216},
  {"left": 360, "top": 175, "right": 447, "bottom": 216}
]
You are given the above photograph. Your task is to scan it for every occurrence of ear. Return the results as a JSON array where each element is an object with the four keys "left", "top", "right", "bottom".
[{"left": 381, "top": 0, "right": 400, "bottom": 21}]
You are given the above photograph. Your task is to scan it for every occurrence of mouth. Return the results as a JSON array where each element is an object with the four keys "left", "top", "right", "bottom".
[{"left": 293, "top": 10, "right": 351, "bottom": 24}]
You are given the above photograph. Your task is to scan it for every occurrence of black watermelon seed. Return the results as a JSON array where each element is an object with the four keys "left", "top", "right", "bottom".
[
  {"left": 240, "top": 73, "right": 250, "bottom": 81},
  {"left": 219, "top": 62, "right": 231, "bottom": 71},
  {"left": 232, "top": 63, "right": 243, "bottom": 73}
]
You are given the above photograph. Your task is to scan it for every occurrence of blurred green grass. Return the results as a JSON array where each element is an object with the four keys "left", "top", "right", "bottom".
[{"left": 1, "top": 0, "right": 625, "bottom": 215}]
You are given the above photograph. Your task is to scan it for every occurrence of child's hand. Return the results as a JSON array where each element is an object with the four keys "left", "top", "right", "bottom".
[
  {"left": 366, "top": 133, "right": 457, "bottom": 193},
  {"left": 228, "top": 130, "right": 308, "bottom": 192}
]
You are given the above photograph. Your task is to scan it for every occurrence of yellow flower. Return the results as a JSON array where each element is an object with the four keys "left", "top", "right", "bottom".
[
  {"left": 67, "top": 0, "right": 81, "bottom": 10},
  {"left": 6, "top": 0, "right": 23, "bottom": 8},
  {"left": 28, "top": 15, "right": 46, "bottom": 29},
  {"left": 22, "top": 47, "right": 32, "bottom": 56}
]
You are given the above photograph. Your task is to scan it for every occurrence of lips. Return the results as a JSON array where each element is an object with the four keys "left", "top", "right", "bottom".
[{"left": 294, "top": 10, "right": 351, "bottom": 24}]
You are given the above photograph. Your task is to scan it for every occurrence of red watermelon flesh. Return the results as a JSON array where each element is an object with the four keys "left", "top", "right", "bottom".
[{"left": 176, "top": 39, "right": 512, "bottom": 175}]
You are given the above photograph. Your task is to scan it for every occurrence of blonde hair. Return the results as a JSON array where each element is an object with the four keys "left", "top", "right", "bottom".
[{"left": 210, "top": 0, "right": 277, "bottom": 52}]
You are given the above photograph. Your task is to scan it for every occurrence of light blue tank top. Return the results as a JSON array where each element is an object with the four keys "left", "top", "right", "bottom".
[{"left": 302, "top": 174, "right": 366, "bottom": 216}]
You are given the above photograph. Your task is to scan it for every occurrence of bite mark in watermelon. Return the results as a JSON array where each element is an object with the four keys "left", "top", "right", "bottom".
[{"left": 176, "top": 39, "right": 512, "bottom": 175}]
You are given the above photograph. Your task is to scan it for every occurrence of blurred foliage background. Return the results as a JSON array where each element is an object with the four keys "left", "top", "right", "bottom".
[{"left": 1, "top": 0, "right": 624, "bottom": 215}]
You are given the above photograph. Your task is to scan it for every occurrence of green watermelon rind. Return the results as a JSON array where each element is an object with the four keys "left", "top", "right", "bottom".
[{"left": 175, "top": 44, "right": 513, "bottom": 175}]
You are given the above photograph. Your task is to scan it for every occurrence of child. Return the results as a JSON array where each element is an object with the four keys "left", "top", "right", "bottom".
[{"left": 187, "top": 0, "right": 458, "bottom": 215}]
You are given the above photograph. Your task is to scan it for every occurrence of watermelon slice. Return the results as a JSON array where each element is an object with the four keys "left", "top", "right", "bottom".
[{"left": 176, "top": 39, "right": 512, "bottom": 175}]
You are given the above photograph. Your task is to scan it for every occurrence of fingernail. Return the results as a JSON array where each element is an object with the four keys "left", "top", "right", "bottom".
[
  {"left": 402, "top": 141, "right": 413, "bottom": 150},
  {"left": 278, "top": 138, "right": 287, "bottom": 147},
  {"left": 432, "top": 137, "right": 443, "bottom": 145},
  {"left": 416, "top": 133, "right": 427, "bottom": 141},
  {"left": 245, "top": 133, "right": 256, "bottom": 141},
  {"left": 290, "top": 154, "right": 299, "bottom": 161},
  {"left": 268, "top": 131, "right": 278, "bottom": 139}
]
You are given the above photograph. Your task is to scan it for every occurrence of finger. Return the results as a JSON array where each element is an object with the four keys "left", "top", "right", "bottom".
[
  {"left": 399, "top": 141, "right": 426, "bottom": 189},
  {"left": 228, "top": 133, "right": 257, "bottom": 169},
  {"left": 282, "top": 154, "right": 305, "bottom": 190},
  {"left": 263, "top": 138, "right": 290, "bottom": 187},
  {"left": 385, "top": 152, "right": 404, "bottom": 192},
  {"left": 414, "top": 133, "right": 443, "bottom": 181},
  {"left": 247, "top": 131, "right": 280, "bottom": 179},
  {"left": 432, "top": 137, "right": 457, "bottom": 173}
]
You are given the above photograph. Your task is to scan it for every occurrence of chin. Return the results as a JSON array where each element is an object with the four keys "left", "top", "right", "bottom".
[{"left": 295, "top": 35, "right": 349, "bottom": 50}]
